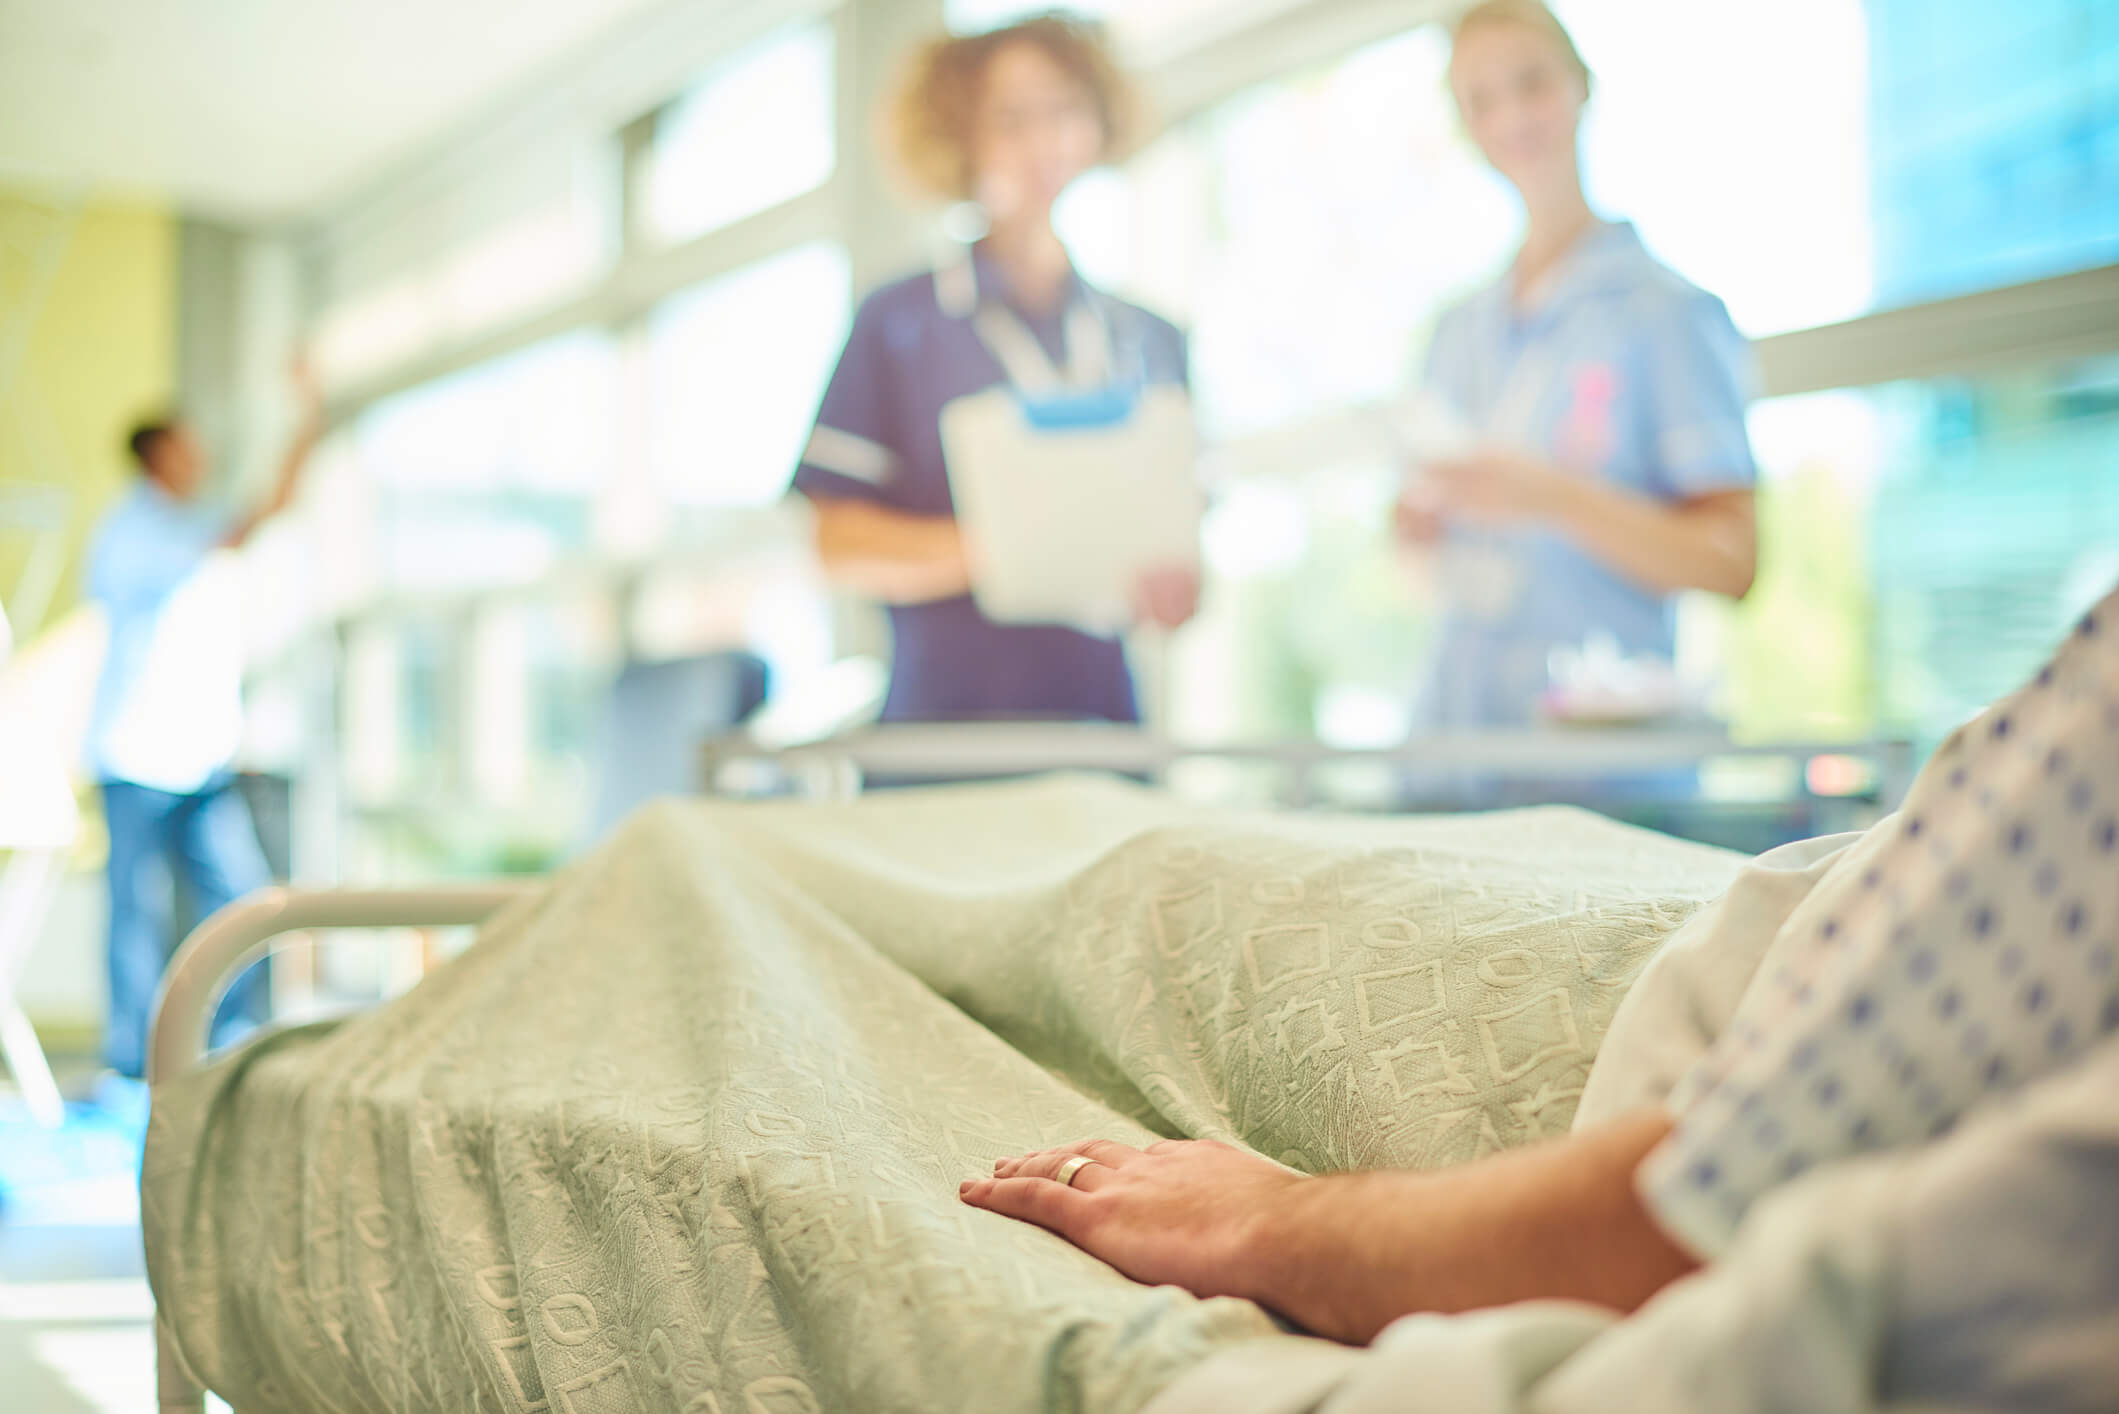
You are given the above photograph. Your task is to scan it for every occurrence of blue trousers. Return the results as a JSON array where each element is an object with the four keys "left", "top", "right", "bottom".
[{"left": 100, "top": 775, "right": 272, "bottom": 1079}]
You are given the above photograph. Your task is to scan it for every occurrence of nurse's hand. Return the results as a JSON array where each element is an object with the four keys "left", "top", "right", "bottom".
[
  {"left": 1134, "top": 565, "right": 1200, "bottom": 630},
  {"left": 1393, "top": 483, "right": 1446, "bottom": 546},
  {"left": 1424, "top": 449, "right": 1574, "bottom": 526}
]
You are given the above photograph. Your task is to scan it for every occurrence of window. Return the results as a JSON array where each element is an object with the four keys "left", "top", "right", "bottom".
[
  {"left": 340, "top": 594, "right": 614, "bottom": 871},
  {"left": 1068, "top": 26, "right": 1515, "bottom": 441},
  {"left": 1080, "top": 5, "right": 2118, "bottom": 751},
  {"left": 1068, "top": 2, "right": 1870, "bottom": 435},
  {"left": 1081, "top": 0, "right": 2118, "bottom": 436},
  {"left": 1686, "top": 358, "right": 2119, "bottom": 747},
  {"left": 640, "top": 24, "right": 836, "bottom": 247},
  {"left": 1558, "top": 0, "right": 1873, "bottom": 337},
  {"left": 1558, "top": 0, "right": 2117, "bottom": 332},
  {"left": 1865, "top": 359, "right": 2119, "bottom": 736},
  {"left": 646, "top": 241, "right": 852, "bottom": 511},
  {"left": 429, "top": 194, "right": 610, "bottom": 341},
  {"left": 313, "top": 155, "right": 614, "bottom": 391},
  {"left": 1865, "top": 0, "right": 2119, "bottom": 306},
  {"left": 1172, "top": 464, "right": 1432, "bottom": 747},
  {"left": 355, "top": 332, "right": 619, "bottom": 591},
  {"left": 313, "top": 278, "right": 436, "bottom": 391},
  {"left": 289, "top": 0, "right": 2119, "bottom": 876}
]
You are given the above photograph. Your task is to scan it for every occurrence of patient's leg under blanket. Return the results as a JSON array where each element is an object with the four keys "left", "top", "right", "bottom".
[
  {"left": 731, "top": 779, "right": 1743, "bottom": 1170},
  {"left": 145, "top": 779, "right": 1741, "bottom": 1414}
]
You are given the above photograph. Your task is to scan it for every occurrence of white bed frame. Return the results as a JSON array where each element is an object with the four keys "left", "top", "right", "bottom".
[{"left": 146, "top": 882, "right": 538, "bottom": 1414}]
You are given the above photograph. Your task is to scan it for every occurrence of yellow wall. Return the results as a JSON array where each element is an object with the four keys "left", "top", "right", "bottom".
[{"left": 0, "top": 189, "right": 177, "bottom": 640}]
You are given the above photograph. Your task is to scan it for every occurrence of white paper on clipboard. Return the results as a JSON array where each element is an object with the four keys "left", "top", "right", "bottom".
[{"left": 941, "top": 383, "right": 1201, "bottom": 635}]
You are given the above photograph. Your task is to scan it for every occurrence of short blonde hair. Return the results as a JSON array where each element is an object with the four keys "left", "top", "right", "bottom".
[
  {"left": 885, "top": 11, "right": 1146, "bottom": 203},
  {"left": 1451, "top": 0, "right": 1593, "bottom": 93}
]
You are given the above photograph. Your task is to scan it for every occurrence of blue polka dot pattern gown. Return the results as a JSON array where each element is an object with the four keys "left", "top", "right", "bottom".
[{"left": 1641, "top": 583, "right": 2119, "bottom": 1257}]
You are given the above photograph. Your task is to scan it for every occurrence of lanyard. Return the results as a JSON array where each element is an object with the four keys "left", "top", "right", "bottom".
[
  {"left": 972, "top": 301, "right": 1113, "bottom": 394},
  {"left": 935, "top": 245, "right": 1123, "bottom": 397}
]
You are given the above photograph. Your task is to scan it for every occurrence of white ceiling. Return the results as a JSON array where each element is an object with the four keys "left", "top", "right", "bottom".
[{"left": 0, "top": 0, "right": 669, "bottom": 225}]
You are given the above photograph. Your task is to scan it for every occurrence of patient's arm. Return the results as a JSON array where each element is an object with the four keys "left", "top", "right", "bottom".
[
  {"left": 809, "top": 496, "right": 974, "bottom": 604},
  {"left": 959, "top": 1107, "right": 1697, "bottom": 1345}
]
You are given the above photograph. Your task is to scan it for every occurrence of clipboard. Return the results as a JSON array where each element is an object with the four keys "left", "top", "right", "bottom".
[{"left": 941, "top": 380, "right": 1200, "bottom": 635}]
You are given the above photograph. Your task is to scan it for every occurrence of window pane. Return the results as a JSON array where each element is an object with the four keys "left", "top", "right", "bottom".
[
  {"left": 1174, "top": 461, "right": 1431, "bottom": 747},
  {"left": 430, "top": 193, "right": 610, "bottom": 341},
  {"left": 646, "top": 241, "right": 851, "bottom": 512},
  {"left": 1079, "top": 0, "right": 2115, "bottom": 416},
  {"left": 1867, "top": 359, "right": 2119, "bottom": 735},
  {"left": 1168, "top": 360, "right": 2119, "bottom": 753},
  {"left": 314, "top": 278, "right": 437, "bottom": 390},
  {"left": 1700, "top": 358, "right": 2119, "bottom": 745},
  {"left": 1064, "top": 1, "right": 2116, "bottom": 760},
  {"left": 355, "top": 331, "right": 618, "bottom": 591},
  {"left": 1867, "top": 0, "right": 2119, "bottom": 305},
  {"left": 641, "top": 24, "right": 835, "bottom": 246},
  {"left": 1518, "top": 0, "right": 2117, "bottom": 331},
  {"left": 1559, "top": 0, "right": 1873, "bottom": 336},
  {"left": 315, "top": 157, "right": 613, "bottom": 391},
  {"left": 1069, "top": 27, "right": 1515, "bottom": 442}
]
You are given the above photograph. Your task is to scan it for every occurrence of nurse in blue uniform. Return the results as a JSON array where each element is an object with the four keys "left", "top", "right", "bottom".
[
  {"left": 1399, "top": 0, "right": 1760, "bottom": 731},
  {"left": 793, "top": 12, "right": 1196, "bottom": 724}
]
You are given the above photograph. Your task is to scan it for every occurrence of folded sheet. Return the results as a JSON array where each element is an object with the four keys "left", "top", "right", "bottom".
[{"left": 145, "top": 778, "right": 1742, "bottom": 1413}]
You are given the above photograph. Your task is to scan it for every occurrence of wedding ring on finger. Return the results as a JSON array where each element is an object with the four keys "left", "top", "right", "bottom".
[{"left": 1054, "top": 1155, "right": 1100, "bottom": 1188}]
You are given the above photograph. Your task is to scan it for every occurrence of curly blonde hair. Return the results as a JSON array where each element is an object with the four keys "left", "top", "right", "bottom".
[{"left": 886, "top": 11, "right": 1146, "bottom": 203}]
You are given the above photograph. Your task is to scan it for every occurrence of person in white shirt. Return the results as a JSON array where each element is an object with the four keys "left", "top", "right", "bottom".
[{"left": 85, "top": 369, "right": 320, "bottom": 1080}]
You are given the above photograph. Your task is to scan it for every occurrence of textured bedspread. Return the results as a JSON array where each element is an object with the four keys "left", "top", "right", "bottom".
[{"left": 144, "top": 778, "right": 1742, "bottom": 1413}]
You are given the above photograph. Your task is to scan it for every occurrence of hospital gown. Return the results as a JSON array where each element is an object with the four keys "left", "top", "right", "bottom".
[
  {"left": 1640, "top": 582, "right": 2119, "bottom": 1261},
  {"left": 1269, "top": 1032, "right": 2119, "bottom": 1414}
]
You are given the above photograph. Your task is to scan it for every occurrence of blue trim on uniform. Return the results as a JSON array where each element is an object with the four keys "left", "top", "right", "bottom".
[{"left": 1015, "top": 381, "right": 1142, "bottom": 430}]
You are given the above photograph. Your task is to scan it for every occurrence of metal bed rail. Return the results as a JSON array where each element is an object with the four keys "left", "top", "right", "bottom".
[
  {"left": 146, "top": 882, "right": 539, "bottom": 1414},
  {"left": 702, "top": 721, "right": 1919, "bottom": 808}
]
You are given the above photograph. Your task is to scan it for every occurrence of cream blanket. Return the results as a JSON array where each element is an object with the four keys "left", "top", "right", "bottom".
[
  {"left": 144, "top": 779, "right": 1743, "bottom": 1413},
  {"left": 1148, "top": 825, "right": 2119, "bottom": 1414}
]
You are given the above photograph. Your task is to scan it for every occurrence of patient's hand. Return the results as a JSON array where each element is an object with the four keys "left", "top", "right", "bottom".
[
  {"left": 960, "top": 1138, "right": 1298, "bottom": 1302},
  {"left": 962, "top": 1113, "right": 1698, "bottom": 1346}
]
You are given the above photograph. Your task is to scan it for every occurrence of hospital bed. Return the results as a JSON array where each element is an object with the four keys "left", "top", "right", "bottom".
[
  {"left": 139, "top": 767, "right": 1905, "bottom": 1413},
  {"left": 147, "top": 881, "right": 536, "bottom": 1413}
]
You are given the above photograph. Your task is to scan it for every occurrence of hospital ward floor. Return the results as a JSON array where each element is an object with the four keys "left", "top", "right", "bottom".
[{"left": 0, "top": 1055, "right": 232, "bottom": 1414}]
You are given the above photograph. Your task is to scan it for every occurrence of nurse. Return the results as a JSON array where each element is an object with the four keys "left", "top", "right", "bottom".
[
  {"left": 793, "top": 12, "right": 1197, "bottom": 724},
  {"left": 1400, "top": 0, "right": 1760, "bottom": 730}
]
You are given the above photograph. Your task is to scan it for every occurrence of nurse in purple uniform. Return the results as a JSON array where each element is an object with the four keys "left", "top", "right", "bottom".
[{"left": 792, "top": 12, "right": 1196, "bottom": 724}]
